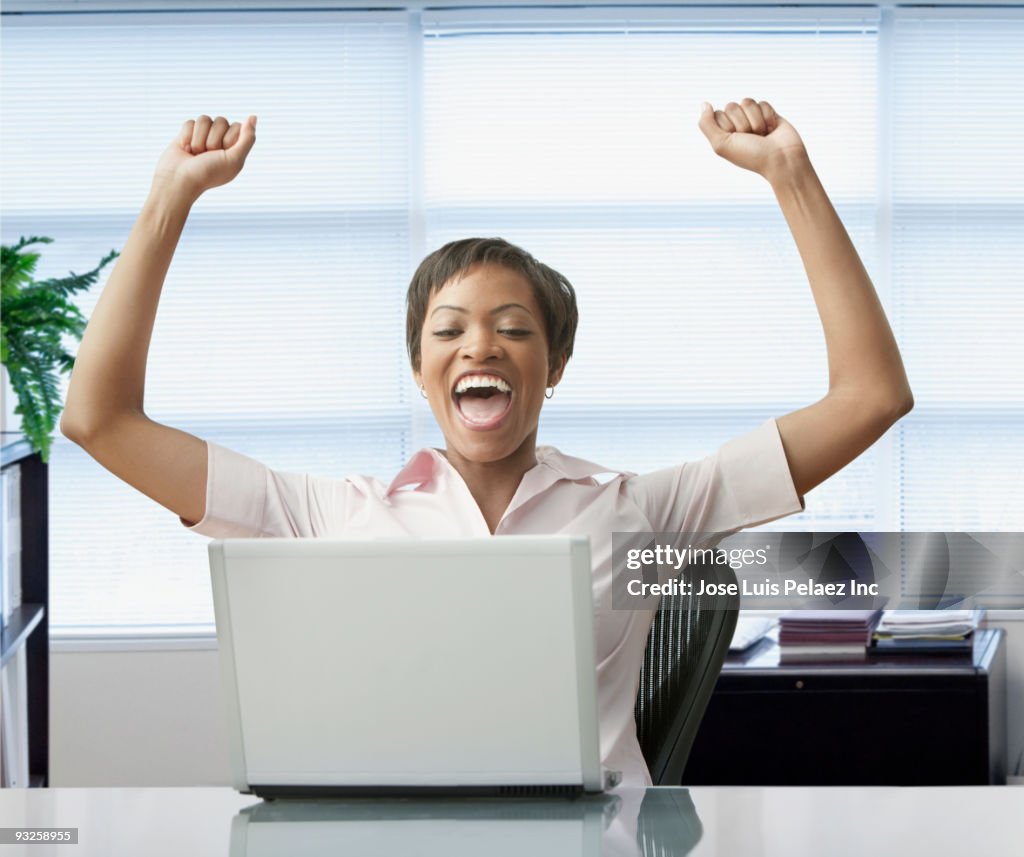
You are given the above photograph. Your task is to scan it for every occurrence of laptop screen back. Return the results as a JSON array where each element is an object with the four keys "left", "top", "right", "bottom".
[{"left": 210, "top": 536, "right": 601, "bottom": 791}]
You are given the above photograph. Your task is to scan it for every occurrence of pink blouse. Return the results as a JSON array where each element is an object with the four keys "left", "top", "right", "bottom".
[{"left": 185, "top": 418, "right": 803, "bottom": 788}]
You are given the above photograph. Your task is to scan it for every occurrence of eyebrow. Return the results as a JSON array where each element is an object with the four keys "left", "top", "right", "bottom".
[{"left": 429, "top": 303, "right": 534, "bottom": 318}]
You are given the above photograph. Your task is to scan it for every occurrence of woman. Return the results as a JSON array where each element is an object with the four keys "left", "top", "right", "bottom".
[{"left": 62, "top": 100, "right": 913, "bottom": 788}]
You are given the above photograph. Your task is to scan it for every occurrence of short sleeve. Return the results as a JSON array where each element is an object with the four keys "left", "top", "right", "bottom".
[
  {"left": 623, "top": 418, "right": 805, "bottom": 535},
  {"left": 181, "top": 440, "right": 354, "bottom": 539}
]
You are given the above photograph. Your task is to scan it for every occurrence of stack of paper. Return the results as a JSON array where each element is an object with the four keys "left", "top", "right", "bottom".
[
  {"left": 874, "top": 610, "right": 982, "bottom": 639},
  {"left": 871, "top": 610, "right": 982, "bottom": 654},
  {"left": 729, "top": 616, "right": 775, "bottom": 653},
  {"left": 778, "top": 608, "right": 884, "bottom": 662}
]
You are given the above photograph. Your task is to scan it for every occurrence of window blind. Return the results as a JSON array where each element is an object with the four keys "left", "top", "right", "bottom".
[
  {"left": 420, "top": 7, "right": 882, "bottom": 529},
  {"left": 2, "top": 5, "right": 1020, "bottom": 634},
  {"left": 2, "top": 10, "right": 414, "bottom": 632},
  {"left": 889, "top": 8, "right": 1024, "bottom": 532}
]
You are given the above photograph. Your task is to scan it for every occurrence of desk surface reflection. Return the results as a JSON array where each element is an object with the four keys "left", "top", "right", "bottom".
[
  {"left": 1, "top": 785, "right": 1021, "bottom": 857},
  {"left": 231, "top": 788, "right": 697, "bottom": 857}
]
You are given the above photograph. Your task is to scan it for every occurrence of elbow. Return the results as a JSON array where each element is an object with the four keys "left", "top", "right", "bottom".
[
  {"left": 832, "top": 382, "right": 913, "bottom": 437},
  {"left": 60, "top": 409, "right": 93, "bottom": 447},
  {"left": 887, "top": 358, "right": 915, "bottom": 419},
  {"left": 888, "top": 381, "right": 914, "bottom": 420},
  {"left": 870, "top": 385, "right": 914, "bottom": 431},
  {"left": 858, "top": 364, "right": 914, "bottom": 421},
  {"left": 60, "top": 405, "right": 144, "bottom": 450},
  {"left": 59, "top": 407, "right": 118, "bottom": 449}
]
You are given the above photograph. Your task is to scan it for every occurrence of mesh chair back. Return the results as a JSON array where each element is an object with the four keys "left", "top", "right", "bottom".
[{"left": 634, "top": 557, "right": 739, "bottom": 785}]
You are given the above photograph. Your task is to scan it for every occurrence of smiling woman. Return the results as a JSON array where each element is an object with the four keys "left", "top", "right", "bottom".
[
  {"left": 60, "top": 103, "right": 912, "bottom": 788},
  {"left": 408, "top": 240, "right": 575, "bottom": 532}
]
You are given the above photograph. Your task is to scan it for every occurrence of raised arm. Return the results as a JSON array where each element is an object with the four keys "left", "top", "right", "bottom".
[
  {"left": 61, "top": 115, "right": 257, "bottom": 524},
  {"left": 697, "top": 99, "right": 913, "bottom": 497}
]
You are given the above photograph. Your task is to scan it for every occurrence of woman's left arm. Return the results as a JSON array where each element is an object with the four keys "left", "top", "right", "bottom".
[{"left": 698, "top": 99, "right": 914, "bottom": 498}]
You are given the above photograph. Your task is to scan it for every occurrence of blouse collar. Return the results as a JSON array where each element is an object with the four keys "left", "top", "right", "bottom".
[{"left": 385, "top": 445, "right": 634, "bottom": 497}]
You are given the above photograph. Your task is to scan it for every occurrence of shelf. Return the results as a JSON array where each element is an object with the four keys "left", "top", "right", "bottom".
[
  {"left": 1, "top": 443, "right": 49, "bottom": 786},
  {"left": 1, "top": 435, "right": 34, "bottom": 467},
  {"left": 1, "top": 603, "right": 45, "bottom": 668}
]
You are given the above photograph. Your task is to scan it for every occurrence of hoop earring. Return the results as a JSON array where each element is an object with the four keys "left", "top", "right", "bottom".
[
  {"left": 419, "top": 385, "right": 428, "bottom": 399},
  {"left": 545, "top": 386, "right": 555, "bottom": 399}
]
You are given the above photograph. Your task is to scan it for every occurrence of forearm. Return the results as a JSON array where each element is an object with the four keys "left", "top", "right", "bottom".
[
  {"left": 63, "top": 180, "right": 197, "bottom": 435},
  {"left": 767, "top": 154, "right": 912, "bottom": 408}
]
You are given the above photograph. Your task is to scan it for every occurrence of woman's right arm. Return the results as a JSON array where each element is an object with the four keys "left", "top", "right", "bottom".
[{"left": 61, "top": 114, "right": 257, "bottom": 525}]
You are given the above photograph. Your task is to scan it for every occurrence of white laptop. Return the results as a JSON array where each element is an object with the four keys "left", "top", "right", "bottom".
[{"left": 209, "top": 536, "right": 621, "bottom": 798}]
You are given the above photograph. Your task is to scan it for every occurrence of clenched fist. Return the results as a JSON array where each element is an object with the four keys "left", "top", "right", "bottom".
[
  {"left": 698, "top": 99, "right": 807, "bottom": 180},
  {"left": 152, "top": 114, "right": 257, "bottom": 200}
]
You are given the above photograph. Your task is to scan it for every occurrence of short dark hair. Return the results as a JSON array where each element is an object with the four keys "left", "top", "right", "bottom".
[{"left": 406, "top": 238, "right": 578, "bottom": 374}]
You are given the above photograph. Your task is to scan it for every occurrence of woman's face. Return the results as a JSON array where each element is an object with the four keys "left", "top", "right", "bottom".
[{"left": 414, "top": 263, "right": 564, "bottom": 465}]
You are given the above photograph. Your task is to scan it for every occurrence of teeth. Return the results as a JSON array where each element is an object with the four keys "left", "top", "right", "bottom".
[{"left": 454, "top": 375, "right": 512, "bottom": 395}]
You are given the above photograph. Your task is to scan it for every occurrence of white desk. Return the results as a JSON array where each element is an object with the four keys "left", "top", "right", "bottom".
[{"left": 0, "top": 785, "right": 1021, "bottom": 856}]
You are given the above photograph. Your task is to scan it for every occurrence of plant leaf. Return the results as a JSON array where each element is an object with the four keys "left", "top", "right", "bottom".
[{"left": 1, "top": 236, "right": 108, "bottom": 461}]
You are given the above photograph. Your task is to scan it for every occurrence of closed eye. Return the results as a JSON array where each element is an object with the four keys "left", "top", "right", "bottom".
[{"left": 433, "top": 328, "right": 531, "bottom": 337}]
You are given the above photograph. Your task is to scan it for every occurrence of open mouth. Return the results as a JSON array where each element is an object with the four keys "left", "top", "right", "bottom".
[{"left": 451, "top": 374, "right": 514, "bottom": 430}]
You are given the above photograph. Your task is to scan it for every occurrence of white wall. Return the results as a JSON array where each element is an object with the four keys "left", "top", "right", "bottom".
[
  {"left": 49, "top": 616, "right": 1024, "bottom": 787},
  {"left": 50, "top": 646, "right": 230, "bottom": 787}
]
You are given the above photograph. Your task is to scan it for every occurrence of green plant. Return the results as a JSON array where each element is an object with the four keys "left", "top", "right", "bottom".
[{"left": 1, "top": 236, "right": 118, "bottom": 461}]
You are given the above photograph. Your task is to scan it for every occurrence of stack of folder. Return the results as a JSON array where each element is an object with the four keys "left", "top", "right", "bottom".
[
  {"left": 778, "top": 608, "right": 884, "bottom": 662},
  {"left": 871, "top": 609, "right": 982, "bottom": 654}
]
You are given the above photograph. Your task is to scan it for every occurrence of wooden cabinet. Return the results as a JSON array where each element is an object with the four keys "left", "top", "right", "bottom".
[{"left": 1, "top": 435, "right": 49, "bottom": 787}]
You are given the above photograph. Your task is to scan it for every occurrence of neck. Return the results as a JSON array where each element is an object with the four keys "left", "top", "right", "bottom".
[{"left": 442, "top": 433, "right": 539, "bottom": 532}]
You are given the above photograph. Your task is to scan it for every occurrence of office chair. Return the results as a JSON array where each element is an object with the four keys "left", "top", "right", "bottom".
[{"left": 634, "top": 556, "right": 740, "bottom": 785}]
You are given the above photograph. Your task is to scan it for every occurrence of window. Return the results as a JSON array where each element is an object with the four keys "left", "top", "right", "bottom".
[
  {"left": 419, "top": 6, "right": 881, "bottom": 529},
  {"left": 1, "top": 4, "right": 1020, "bottom": 635},
  {"left": 889, "top": 8, "right": 1024, "bottom": 531},
  {"left": 3, "top": 10, "right": 414, "bottom": 632}
]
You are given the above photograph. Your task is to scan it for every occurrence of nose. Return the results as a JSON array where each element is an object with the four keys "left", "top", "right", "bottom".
[{"left": 460, "top": 326, "right": 504, "bottom": 360}]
